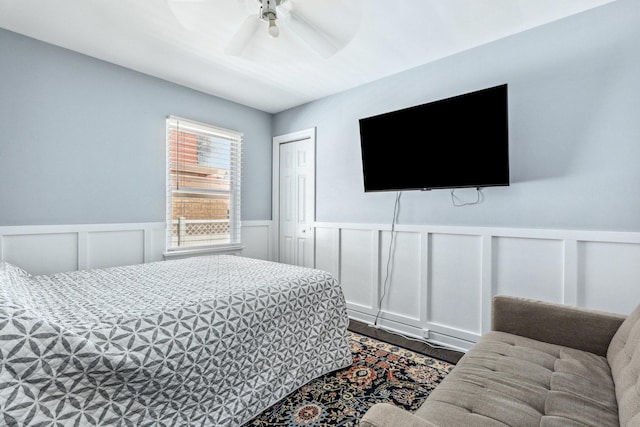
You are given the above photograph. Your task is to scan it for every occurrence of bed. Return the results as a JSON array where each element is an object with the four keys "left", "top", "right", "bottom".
[{"left": 0, "top": 255, "right": 352, "bottom": 426}]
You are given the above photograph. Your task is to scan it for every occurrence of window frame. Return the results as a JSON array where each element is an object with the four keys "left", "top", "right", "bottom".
[{"left": 165, "top": 115, "right": 243, "bottom": 255}]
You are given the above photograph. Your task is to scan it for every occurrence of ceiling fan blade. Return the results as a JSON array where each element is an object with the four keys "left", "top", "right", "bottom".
[
  {"left": 282, "top": 9, "right": 340, "bottom": 58},
  {"left": 167, "top": 0, "right": 209, "bottom": 32},
  {"left": 225, "top": 14, "right": 261, "bottom": 56},
  {"left": 235, "top": 0, "right": 254, "bottom": 14}
]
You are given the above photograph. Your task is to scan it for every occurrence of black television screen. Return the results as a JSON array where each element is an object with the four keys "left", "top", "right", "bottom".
[{"left": 359, "top": 84, "right": 509, "bottom": 192}]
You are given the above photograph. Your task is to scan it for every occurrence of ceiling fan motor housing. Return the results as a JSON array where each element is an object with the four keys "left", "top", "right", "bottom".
[{"left": 259, "top": 0, "right": 285, "bottom": 22}]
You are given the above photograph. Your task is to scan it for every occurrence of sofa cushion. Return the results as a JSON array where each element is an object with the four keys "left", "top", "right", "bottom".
[
  {"left": 415, "top": 331, "right": 618, "bottom": 426},
  {"left": 607, "top": 303, "right": 640, "bottom": 425}
]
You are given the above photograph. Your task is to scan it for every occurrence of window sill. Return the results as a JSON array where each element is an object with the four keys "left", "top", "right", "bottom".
[{"left": 163, "top": 244, "right": 244, "bottom": 260}]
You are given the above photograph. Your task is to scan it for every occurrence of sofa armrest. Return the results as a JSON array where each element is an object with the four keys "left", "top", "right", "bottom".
[
  {"left": 360, "top": 403, "right": 439, "bottom": 427},
  {"left": 491, "top": 295, "right": 626, "bottom": 357}
]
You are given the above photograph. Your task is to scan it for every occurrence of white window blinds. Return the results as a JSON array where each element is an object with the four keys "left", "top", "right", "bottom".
[{"left": 166, "top": 116, "right": 242, "bottom": 251}]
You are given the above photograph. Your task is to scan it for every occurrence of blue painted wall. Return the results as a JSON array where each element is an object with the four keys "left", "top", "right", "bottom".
[
  {"left": 0, "top": 29, "right": 272, "bottom": 225},
  {"left": 273, "top": 0, "right": 640, "bottom": 231},
  {"left": 2, "top": 0, "right": 639, "bottom": 233}
]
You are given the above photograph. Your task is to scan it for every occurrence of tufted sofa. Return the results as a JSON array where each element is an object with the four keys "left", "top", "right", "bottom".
[{"left": 360, "top": 295, "right": 638, "bottom": 426}]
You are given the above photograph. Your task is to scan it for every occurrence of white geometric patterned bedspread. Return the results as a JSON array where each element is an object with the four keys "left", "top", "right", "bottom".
[{"left": 0, "top": 255, "right": 352, "bottom": 426}]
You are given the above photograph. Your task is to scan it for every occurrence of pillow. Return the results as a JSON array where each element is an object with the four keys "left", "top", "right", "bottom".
[
  {"left": 0, "top": 261, "right": 31, "bottom": 278},
  {"left": 0, "top": 261, "right": 33, "bottom": 309}
]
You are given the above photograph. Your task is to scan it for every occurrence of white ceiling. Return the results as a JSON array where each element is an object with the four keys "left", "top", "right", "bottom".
[{"left": 0, "top": 0, "right": 614, "bottom": 113}]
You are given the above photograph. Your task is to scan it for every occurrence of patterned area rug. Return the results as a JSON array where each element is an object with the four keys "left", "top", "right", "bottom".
[{"left": 244, "top": 331, "right": 454, "bottom": 426}]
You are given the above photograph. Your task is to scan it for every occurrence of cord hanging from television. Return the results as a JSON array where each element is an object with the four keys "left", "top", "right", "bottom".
[
  {"left": 450, "top": 187, "right": 483, "bottom": 206},
  {"left": 373, "top": 191, "right": 402, "bottom": 327}
]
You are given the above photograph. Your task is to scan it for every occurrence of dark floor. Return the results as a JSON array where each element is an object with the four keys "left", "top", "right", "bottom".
[{"left": 348, "top": 319, "right": 464, "bottom": 364}]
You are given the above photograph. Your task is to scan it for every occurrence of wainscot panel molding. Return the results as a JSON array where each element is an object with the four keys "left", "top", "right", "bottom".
[
  {"left": 240, "top": 220, "right": 273, "bottom": 262},
  {"left": 0, "top": 223, "right": 166, "bottom": 275},
  {"left": 0, "top": 221, "right": 273, "bottom": 275},
  {"left": 314, "top": 222, "right": 640, "bottom": 351}
]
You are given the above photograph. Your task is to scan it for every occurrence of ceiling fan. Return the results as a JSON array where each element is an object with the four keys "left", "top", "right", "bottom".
[{"left": 168, "top": 0, "right": 363, "bottom": 60}]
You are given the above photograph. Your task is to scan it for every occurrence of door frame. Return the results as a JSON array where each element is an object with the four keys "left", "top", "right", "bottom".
[{"left": 272, "top": 127, "right": 316, "bottom": 264}]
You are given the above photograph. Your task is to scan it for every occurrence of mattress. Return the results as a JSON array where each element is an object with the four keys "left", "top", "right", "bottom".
[{"left": 0, "top": 255, "right": 352, "bottom": 426}]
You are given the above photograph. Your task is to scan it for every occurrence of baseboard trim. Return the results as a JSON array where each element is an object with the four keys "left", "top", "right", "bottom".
[{"left": 348, "top": 319, "right": 464, "bottom": 365}]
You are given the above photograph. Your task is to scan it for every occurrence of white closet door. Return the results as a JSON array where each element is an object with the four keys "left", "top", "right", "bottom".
[{"left": 279, "top": 138, "right": 315, "bottom": 267}]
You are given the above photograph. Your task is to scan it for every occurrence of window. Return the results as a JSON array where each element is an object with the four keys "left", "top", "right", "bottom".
[{"left": 166, "top": 116, "right": 242, "bottom": 252}]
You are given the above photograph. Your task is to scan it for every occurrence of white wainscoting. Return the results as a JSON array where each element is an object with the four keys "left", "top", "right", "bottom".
[
  {"left": 0, "top": 221, "right": 273, "bottom": 275},
  {"left": 240, "top": 220, "right": 273, "bottom": 262},
  {"left": 314, "top": 222, "right": 640, "bottom": 350},
  {"left": 0, "top": 223, "right": 167, "bottom": 275}
]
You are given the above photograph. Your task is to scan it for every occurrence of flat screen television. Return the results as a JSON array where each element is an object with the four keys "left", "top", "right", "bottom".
[{"left": 359, "top": 84, "right": 509, "bottom": 192}]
